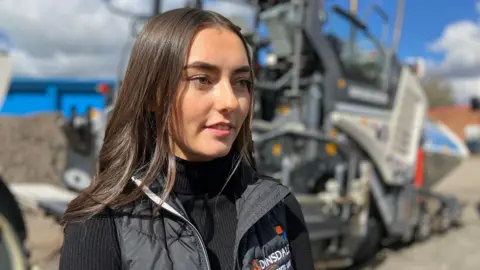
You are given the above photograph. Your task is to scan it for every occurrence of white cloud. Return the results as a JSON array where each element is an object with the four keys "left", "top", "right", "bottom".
[
  {"left": 425, "top": 2, "right": 480, "bottom": 103},
  {"left": 428, "top": 21, "right": 480, "bottom": 78},
  {"left": 450, "top": 77, "right": 480, "bottom": 104},
  {"left": 0, "top": 0, "right": 132, "bottom": 78},
  {"left": 0, "top": 0, "right": 254, "bottom": 78}
]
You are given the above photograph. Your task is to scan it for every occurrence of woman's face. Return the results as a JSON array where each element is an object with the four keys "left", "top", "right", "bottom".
[{"left": 171, "top": 27, "right": 251, "bottom": 161}]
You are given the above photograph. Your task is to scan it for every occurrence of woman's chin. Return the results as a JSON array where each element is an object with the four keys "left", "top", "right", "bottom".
[
  {"left": 192, "top": 142, "right": 232, "bottom": 160},
  {"left": 176, "top": 140, "right": 234, "bottom": 162},
  {"left": 201, "top": 147, "right": 232, "bottom": 159}
]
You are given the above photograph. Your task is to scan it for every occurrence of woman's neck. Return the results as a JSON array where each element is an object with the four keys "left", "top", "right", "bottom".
[{"left": 173, "top": 151, "right": 238, "bottom": 196}]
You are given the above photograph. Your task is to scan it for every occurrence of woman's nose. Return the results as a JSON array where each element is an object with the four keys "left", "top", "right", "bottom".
[{"left": 216, "top": 80, "right": 239, "bottom": 112}]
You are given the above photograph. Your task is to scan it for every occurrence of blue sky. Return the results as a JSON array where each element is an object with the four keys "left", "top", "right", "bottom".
[
  {"left": 394, "top": 0, "right": 477, "bottom": 61},
  {"left": 323, "top": 0, "right": 477, "bottom": 62}
]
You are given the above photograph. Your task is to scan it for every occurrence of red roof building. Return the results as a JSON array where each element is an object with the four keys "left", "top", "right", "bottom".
[{"left": 428, "top": 105, "right": 480, "bottom": 141}]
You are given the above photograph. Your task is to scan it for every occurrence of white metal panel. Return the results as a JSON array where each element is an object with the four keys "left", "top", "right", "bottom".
[
  {"left": 384, "top": 66, "right": 427, "bottom": 185},
  {"left": 0, "top": 53, "right": 13, "bottom": 110}
]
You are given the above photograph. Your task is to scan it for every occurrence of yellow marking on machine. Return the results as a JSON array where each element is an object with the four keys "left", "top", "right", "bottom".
[
  {"left": 337, "top": 78, "right": 347, "bottom": 89},
  {"left": 276, "top": 104, "right": 290, "bottom": 115},
  {"left": 272, "top": 143, "right": 282, "bottom": 156},
  {"left": 325, "top": 143, "right": 337, "bottom": 156}
]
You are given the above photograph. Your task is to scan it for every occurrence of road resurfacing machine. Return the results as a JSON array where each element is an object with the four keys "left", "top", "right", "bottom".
[
  {"left": 247, "top": 0, "right": 463, "bottom": 267},
  {"left": 60, "top": 0, "right": 465, "bottom": 268}
]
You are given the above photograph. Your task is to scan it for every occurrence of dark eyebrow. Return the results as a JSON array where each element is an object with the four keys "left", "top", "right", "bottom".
[{"left": 184, "top": 61, "right": 250, "bottom": 75}]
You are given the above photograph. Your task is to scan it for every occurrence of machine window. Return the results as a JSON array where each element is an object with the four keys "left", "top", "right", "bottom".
[{"left": 324, "top": 11, "right": 387, "bottom": 89}]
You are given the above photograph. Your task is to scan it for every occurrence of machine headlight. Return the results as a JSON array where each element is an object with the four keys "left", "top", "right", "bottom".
[{"left": 266, "top": 53, "right": 278, "bottom": 67}]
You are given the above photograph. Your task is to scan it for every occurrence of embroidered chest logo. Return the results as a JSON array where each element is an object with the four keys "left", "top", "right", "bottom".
[
  {"left": 251, "top": 225, "right": 292, "bottom": 270},
  {"left": 275, "top": 226, "right": 287, "bottom": 240}
]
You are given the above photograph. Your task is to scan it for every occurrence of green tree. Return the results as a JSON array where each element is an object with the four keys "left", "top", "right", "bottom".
[{"left": 420, "top": 73, "right": 455, "bottom": 109}]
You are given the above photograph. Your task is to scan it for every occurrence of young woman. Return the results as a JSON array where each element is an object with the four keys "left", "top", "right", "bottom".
[{"left": 59, "top": 8, "right": 314, "bottom": 270}]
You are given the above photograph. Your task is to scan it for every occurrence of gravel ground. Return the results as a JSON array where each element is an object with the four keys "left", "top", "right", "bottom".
[
  {"left": 374, "top": 156, "right": 480, "bottom": 270},
  {"left": 0, "top": 114, "right": 66, "bottom": 185},
  {"left": 1, "top": 114, "right": 479, "bottom": 270},
  {"left": 24, "top": 210, "right": 62, "bottom": 270}
]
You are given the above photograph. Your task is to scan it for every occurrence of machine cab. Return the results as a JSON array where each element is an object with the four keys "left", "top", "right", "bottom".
[
  {"left": 253, "top": 2, "right": 403, "bottom": 121},
  {"left": 322, "top": 5, "right": 402, "bottom": 111}
]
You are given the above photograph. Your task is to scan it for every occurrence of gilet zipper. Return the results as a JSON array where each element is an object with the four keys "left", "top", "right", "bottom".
[{"left": 131, "top": 177, "right": 211, "bottom": 270}]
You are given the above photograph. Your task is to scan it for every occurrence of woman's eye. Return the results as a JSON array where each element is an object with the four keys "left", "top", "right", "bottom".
[
  {"left": 235, "top": 79, "right": 251, "bottom": 89},
  {"left": 197, "top": 77, "right": 210, "bottom": 85},
  {"left": 191, "top": 76, "right": 211, "bottom": 87}
]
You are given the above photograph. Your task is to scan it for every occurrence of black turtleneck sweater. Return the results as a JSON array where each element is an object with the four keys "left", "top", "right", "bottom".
[{"left": 59, "top": 154, "right": 314, "bottom": 270}]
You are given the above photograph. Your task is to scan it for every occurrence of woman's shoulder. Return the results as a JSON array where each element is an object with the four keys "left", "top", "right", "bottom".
[
  {"left": 62, "top": 210, "right": 117, "bottom": 245},
  {"left": 252, "top": 173, "right": 302, "bottom": 212},
  {"left": 60, "top": 211, "right": 122, "bottom": 269}
]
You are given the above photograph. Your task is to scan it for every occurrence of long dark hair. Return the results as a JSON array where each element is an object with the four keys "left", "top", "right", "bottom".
[{"left": 62, "top": 8, "right": 256, "bottom": 224}]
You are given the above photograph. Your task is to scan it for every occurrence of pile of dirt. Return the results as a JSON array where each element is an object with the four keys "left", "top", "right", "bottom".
[{"left": 0, "top": 113, "right": 67, "bottom": 185}]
